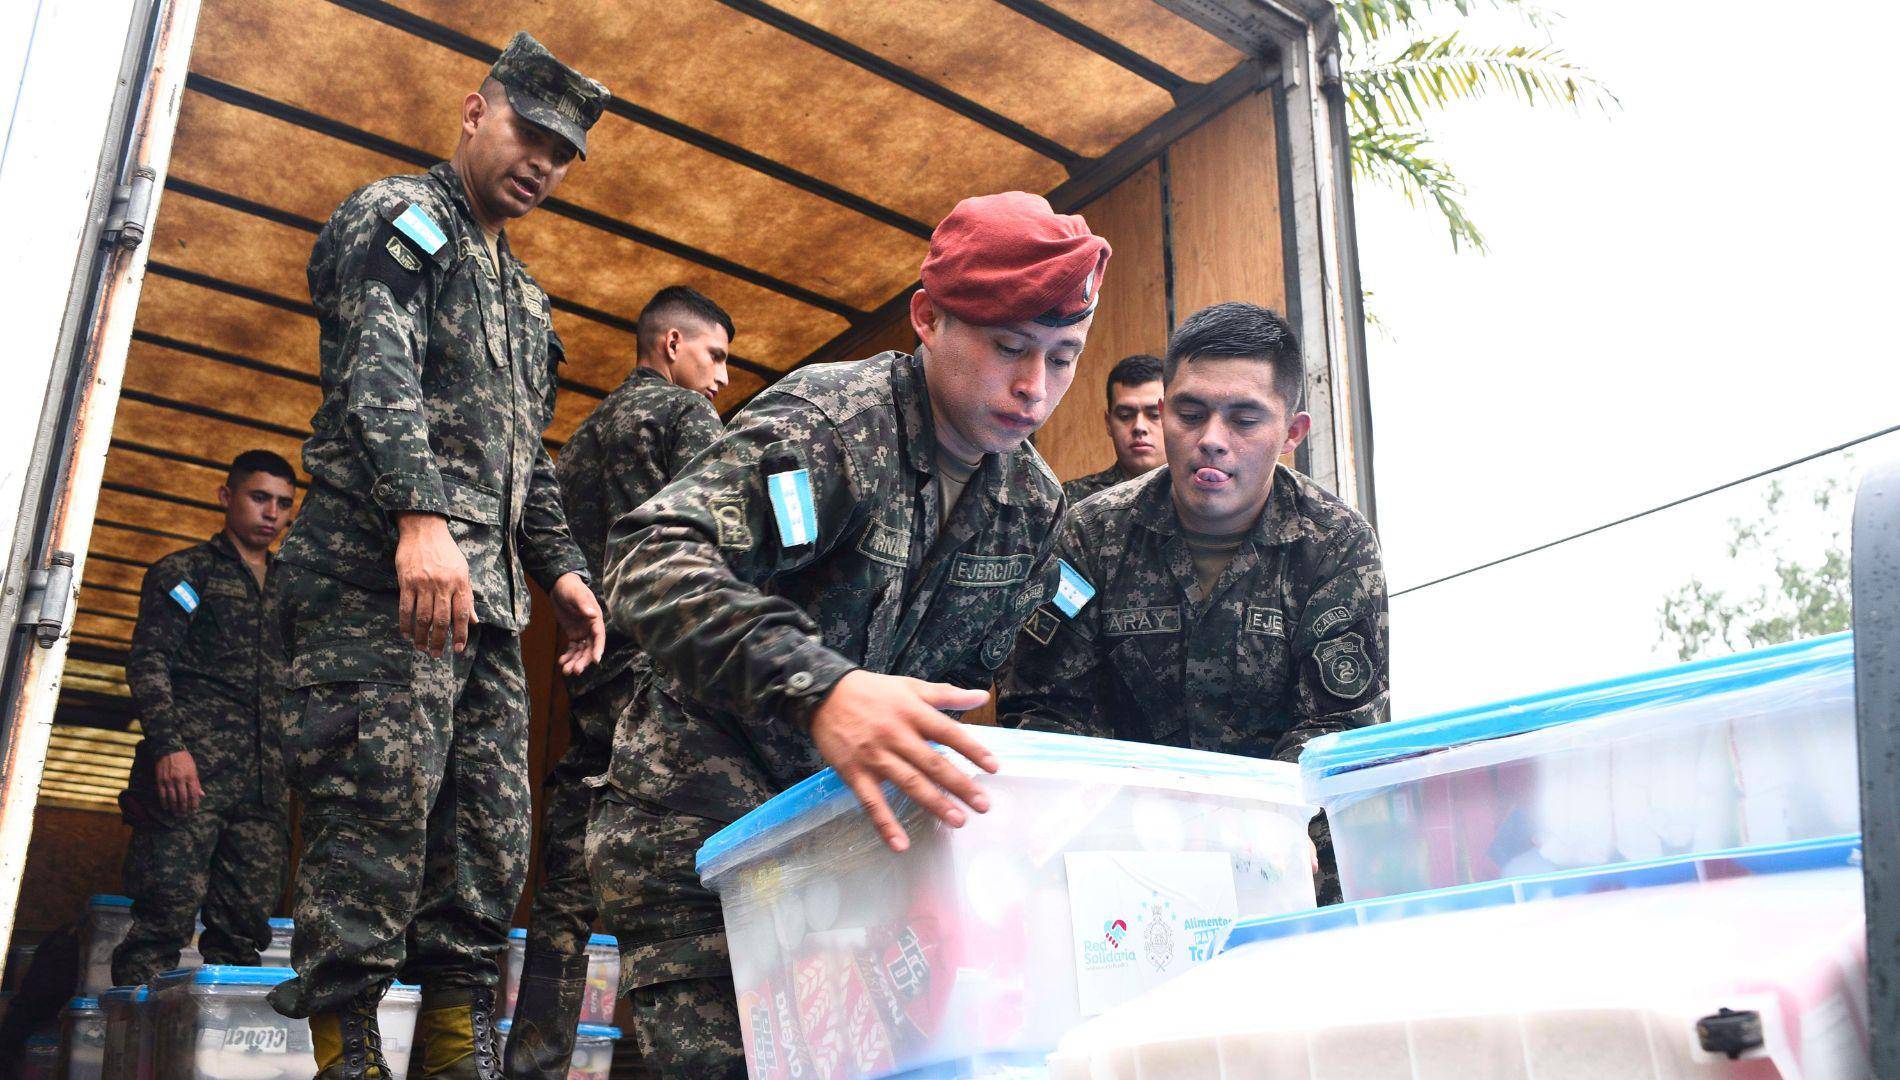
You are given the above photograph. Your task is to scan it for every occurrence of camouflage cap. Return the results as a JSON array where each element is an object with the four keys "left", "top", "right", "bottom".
[{"left": 488, "top": 31, "right": 610, "bottom": 159}]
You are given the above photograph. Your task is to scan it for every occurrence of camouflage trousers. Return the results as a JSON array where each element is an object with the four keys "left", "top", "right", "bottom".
[
  {"left": 584, "top": 794, "right": 742, "bottom": 1077},
  {"left": 112, "top": 800, "right": 287, "bottom": 986},
  {"left": 267, "top": 565, "right": 530, "bottom": 1018}
]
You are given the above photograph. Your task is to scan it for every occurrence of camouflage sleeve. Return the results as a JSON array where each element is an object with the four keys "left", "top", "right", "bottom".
[
  {"left": 518, "top": 328, "right": 590, "bottom": 588},
  {"left": 661, "top": 393, "right": 724, "bottom": 479},
  {"left": 125, "top": 559, "right": 194, "bottom": 757},
  {"left": 325, "top": 191, "right": 449, "bottom": 518},
  {"left": 996, "top": 511, "right": 1110, "bottom": 737},
  {"left": 601, "top": 392, "right": 863, "bottom": 725},
  {"left": 1274, "top": 522, "right": 1390, "bottom": 763}
]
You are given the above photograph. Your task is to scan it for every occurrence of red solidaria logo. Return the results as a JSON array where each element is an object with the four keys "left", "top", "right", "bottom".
[{"left": 1104, "top": 919, "right": 1129, "bottom": 948}]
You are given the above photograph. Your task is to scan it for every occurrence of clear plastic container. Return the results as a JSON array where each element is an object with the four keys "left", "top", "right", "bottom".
[
  {"left": 259, "top": 920, "right": 293, "bottom": 968},
  {"left": 494, "top": 1020, "right": 619, "bottom": 1080},
  {"left": 1302, "top": 633, "right": 1859, "bottom": 901},
  {"left": 501, "top": 930, "right": 619, "bottom": 1025},
  {"left": 148, "top": 967, "right": 421, "bottom": 1080},
  {"left": 99, "top": 987, "right": 145, "bottom": 1080},
  {"left": 6, "top": 943, "right": 39, "bottom": 991},
  {"left": 1050, "top": 836, "right": 1869, "bottom": 1078},
  {"left": 57, "top": 997, "right": 106, "bottom": 1080},
  {"left": 698, "top": 726, "right": 1318, "bottom": 1080},
  {"left": 23, "top": 1033, "right": 61, "bottom": 1080},
  {"left": 80, "top": 897, "right": 135, "bottom": 997}
]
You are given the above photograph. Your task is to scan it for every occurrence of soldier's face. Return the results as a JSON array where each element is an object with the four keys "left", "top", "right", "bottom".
[
  {"left": 663, "top": 323, "right": 731, "bottom": 403},
  {"left": 914, "top": 292, "right": 1087, "bottom": 460},
  {"left": 460, "top": 90, "right": 576, "bottom": 224},
  {"left": 219, "top": 472, "right": 296, "bottom": 551},
  {"left": 1162, "top": 357, "right": 1310, "bottom": 534},
  {"left": 1106, "top": 379, "right": 1164, "bottom": 474}
]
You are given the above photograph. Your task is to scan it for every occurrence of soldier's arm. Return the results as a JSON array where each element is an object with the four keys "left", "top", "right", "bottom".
[
  {"left": 519, "top": 329, "right": 590, "bottom": 589},
  {"left": 997, "top": 512, "right": 1111, "bottom": 737},
  {"left": 601, "top": 392, "right": 863, "bottom": 723},
  {"left": 1272, "top": 521, "right": 1390, "bottom": 763},
  {"left": 660, "top": 393, "right": 725, "bottom": 479},
  {"left": 125, "top": 559, "right": 194, "bottom": 757}
]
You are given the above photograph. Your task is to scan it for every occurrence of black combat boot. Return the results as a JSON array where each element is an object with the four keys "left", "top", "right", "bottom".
[
  {"left": 415, "top": 986, "right": 503, "bottom": 1080},
  {"left": 501, "top": 949, "right": 591, "bottom": 1080},
  {"left": 310, "top": 991, "right": 390, "bottom": 1080}
]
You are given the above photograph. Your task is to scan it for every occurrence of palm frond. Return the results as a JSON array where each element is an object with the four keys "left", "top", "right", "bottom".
[
  {"left": 1347, "top": 33, "right": 1620, "bottom": 128},
  {"left": 1351, "top": 125, "right": 1488, "bottom": 252},
  {"left": 1337, "top": 0, "right": 1555, "bottom": 48}
]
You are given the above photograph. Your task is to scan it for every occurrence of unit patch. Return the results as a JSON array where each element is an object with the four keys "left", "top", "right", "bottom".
[
  {"left": 1244, "top": 605, "right": 1287, "bottom": 638},
  {"left": 1310, "top": 605, "right": 1354, "bottom": 638},
  {"left": 1315, "top": 632, "right": 1373, "bottom": 700},
  {"left": 1022, "top": 607, "right": 1061, "bottom": 645},
  {"left": 856, "top": 521, "right": 909, "bottom": 567},
  {"left": 1100, "top": 605, "right": 1181, "bottom": 637},
  {"left": 981, "top": 631, "right": 1013, "bottom": 668},
  {"left": 712, "top": 494, "right": 753, "bottom": 550},
  {"left": 949, "top": 552, "right": 1032, "bottom": 588},
  {"left": 384, "top": 235, "right": 421, "bottom": 273}
]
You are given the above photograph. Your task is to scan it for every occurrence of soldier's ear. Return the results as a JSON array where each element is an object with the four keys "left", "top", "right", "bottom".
[
  {"left": 1282, "top": 411, "right": 1313, "bottom": 456},
  {"left": 216, "top": 485, "right": 233, "bottom": 511}
]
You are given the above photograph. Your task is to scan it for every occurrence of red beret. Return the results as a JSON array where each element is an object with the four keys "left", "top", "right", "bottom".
[{"left": 920, "top": 192, "right": 1112, "bottom": 328}]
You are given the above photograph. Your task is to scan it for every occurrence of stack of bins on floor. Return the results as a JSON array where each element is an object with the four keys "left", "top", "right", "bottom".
[
  {"left": 697, "top": 726, "right": 1321, "bottom": 1079},
  {"left": 492, "top": 1020, "right": 620, "bottom": 1080},
  {"left": 498, "top": 929, "right": 619, "bottom": 1026},
  {"left": 77, "top": 898, "right": 203, "bottom": 998},
  {"left": 147, "top": 968, "right": 421, "bottom": 1080},
  {"left": 56, "top": 997, "right": 105, "bottom": 1080},
  {"left": 98, "top": 987, "right": 143, "bottom": 1080}
]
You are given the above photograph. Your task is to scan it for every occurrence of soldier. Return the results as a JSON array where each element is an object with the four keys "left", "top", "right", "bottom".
[
  {"left": 589, "top": 191, "right": 1110, "bottom": 1076},
  {"left": 999, "top": 301, "right": 1389, "bottom": 904},
  {"left": 112, "top": 449, "right": 298, "bottom": 986},
  {"left": 1062, "top": 352, "right": 1166, "bottom": 502},
  {"left": 266, "top": 34, "right": 609, "bottom": 1080},
  {"left": 502, "top": 286, "right": 730, "bottom": 1080}
]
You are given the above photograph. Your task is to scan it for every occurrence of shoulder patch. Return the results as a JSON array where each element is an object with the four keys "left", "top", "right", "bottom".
[
  {"left": 384, "top": 234, "right": 421, "bottom": 272},
  {"left": 766, "top": 468, "right": 818, "bottom": 549},
  {"left": 168, "top": 580, "right": 200, "bottom": 614},
  {"left": 393, "top": 203, "right": 448, "bottom": 255},
  {"left": 369, "top": 218, "right": 428, "bottom": 306},
  {"left": 711, "top": 493, "right": 754, "bottom": 550},
  {"left": 1315, "top": 632, "right": 1373, "bottom": 700},
  {"left": 1310, "top": 605, "right": 1354, "bottom": 638},
  {"left": 981, "top": 631, "right": 1013, "bottom": 668},
  {"left": 1051, "top": 559, "right": 1095, "bottom": 618},
  {"left": 1022, "top": 606, "right": 1061, "bottom": 645}
]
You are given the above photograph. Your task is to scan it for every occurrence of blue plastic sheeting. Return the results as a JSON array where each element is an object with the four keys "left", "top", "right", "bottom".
[
  {"left": 1300, "top": 632, "right": 1851, "bottom": 781},
  {"left": 1221, "top": 833, "right": 1860, "bottom": 953}
]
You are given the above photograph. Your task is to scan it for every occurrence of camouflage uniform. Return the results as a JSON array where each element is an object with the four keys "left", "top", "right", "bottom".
[
  {"left": 268, "top": 160, "right": 588, "bottom": 1019},
  {"left": 505, "top": 370, "right": 720, "bottom": 1080},
  {"left": 589, "top": 350, "right": 1064, "bottom": 1075},
  {"left": 1061, "top": 462, "right": 1144, "bottom": 503},
  {"left": 998, "top": 465, "right": 1389, "bottom": 902},
  {"left": 113, "top": 532, "right": 287, "bottom": 986}
]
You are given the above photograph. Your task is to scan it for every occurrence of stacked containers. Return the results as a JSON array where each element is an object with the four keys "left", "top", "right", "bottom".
[
  {"left": 698, "top": 727, "right": 1318, "bottom": 1079},
  {"left": 1301, "top": 633, "right": 1859, "bottom": 901},
  {"left": 147, "top": 968, "right": 421, "bottom": 1080},
  {"left": 78, "top": 898, "right": 134, "bottom": 996},
  {"left": 499, "top": 931, "right": 619, "bottom": 1024},
  {"left": 22, "top": 1033, "right": 61, "bottom": 1080},
  {"left": 260, "top": 921, "right": 293, "bottom": 967},
  {"left": 493, "top": 1021, "right": 619, "bottom": 1080},
  {"left": 99, "top": 988, "right": 144, "bottom": 1080},
  {"left": 57, "top": 997, "right": 106, "bottom": 1080},
  {"left": 1047, "top": 836, "right": 1868, "bottom": 1078}
]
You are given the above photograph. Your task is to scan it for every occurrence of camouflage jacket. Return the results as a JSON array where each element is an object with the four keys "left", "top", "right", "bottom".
[
  {"left": 999, "top": 465, "right": 1389, "bottom": 762},
  {"left": 278, "top": 162, "right": 587, "bottom": 630},
  {"left": 599, "top": 351, "right": 1065, "bottom": 820},
  {"left": 125, "top": 532, "right": 285, "bottom": 809},
  {"left": 1061, "top": 462, "right": 1144, "bottom": 503},
  {"left": 554, "top": 366, "right": 723, "bottom": 696}
]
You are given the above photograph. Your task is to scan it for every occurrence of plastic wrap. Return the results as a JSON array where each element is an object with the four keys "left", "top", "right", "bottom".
[
  {"left": 58, "top": 998, "right": 106, "bottom": 1080},
  {"left": 147, "top": 968, "right": 420, "bottom": 1080},
  {"left": 99, "top": 988, "right": 144, "bottom": 1080},
  {"left": 499, "top": 930, "right": 619, "bottom": 1025},
  {"left": 493, "top": 1021, "right": 618, "bottom": 1080},
  {"left": 1050, "top": 837, "right": 1869, "bottom": 1079},
  {"left": 698, "top": 727, "right": 1317, "bottom": 1080},
  {"left": 1301, "top": 633, "right": 1857, "bottom": 900}
]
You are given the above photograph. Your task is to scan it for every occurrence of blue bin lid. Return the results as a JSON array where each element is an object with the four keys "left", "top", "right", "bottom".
[
  {"left": 576, "top": 1024, "right": 621, "bottom": 1040},
  {"left": 65, "top": 997, "right": 102, "bottom": 1012},
  {"left": 1299, "top": 631, "right": 1852, "bottom": 783},
  {"left": 507, "top": 928, "right": 527, "bottom": 940},
  {"left": 87, "top": 894, "right": 134, "bottom": 908},
  {"left": 883, "top": 1052, "right": 1049, "bottom": 1078},
  {"left": 100, "top": 987, "right": 146, "bottom": 1005},
  {"left": 268, "top": 918, "right": 294, "bottom": 931},
  {"left": 587, "top": 933, "right": 616, "bottom": 949},
  {"left": 153, "top": 965, "right": 293, "bottom": 987},
  {"left": 1222, "top": 833, "right": 1861, "bottom": 953},
  {"left": 24, "top": 1034, "right": 58, "bottom": 1049}
]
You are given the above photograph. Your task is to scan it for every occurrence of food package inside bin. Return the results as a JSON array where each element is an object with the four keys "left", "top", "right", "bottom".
[
  {"left": 100, "top": 987, "right": 146, "bottom": 1080},
  {"left": 500, "top": 930, "right": 618, "bottom": 1026},
  {"left": 60, "top": 996, "right": 108, "bottom": 1080},
  {"left": 1049, "top": 835, "right": 1868, "bottom": 1079},
  {"left": 698, "top": 726, "right": 1317, "bottom": 1080},
  {"left": 147, "top": 967, "right": 421, "bottom": 1080},
  {"left": 1302, "top": 632, "right": 1859, "bottom": 900}
]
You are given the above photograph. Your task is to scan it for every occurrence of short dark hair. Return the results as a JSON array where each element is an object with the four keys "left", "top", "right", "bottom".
[
  {"left": 1104, "top": 353, "right": 1163, "bottom": 406},
  {"left": 637, "top": 286, "right": 735, "bottom": 356},
  {"left": 1163, "top": 302, "right": 1304, "bottom": 411},
  {"left": 227, "top": 450, "right": 295, "bottom": 488}
]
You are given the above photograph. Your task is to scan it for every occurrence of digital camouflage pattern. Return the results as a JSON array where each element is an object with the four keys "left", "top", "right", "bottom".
[
  {"left": 625, "top": 977, "right": 745, "bottom": 1080},
  {"left": 115, "top": 533, "right": 287, "bottom": 986},
  {"left": 487, "top": 31, "right": 610, "bottom": 159},
  {"left": 278, "top": 162, "right": 588, "bottom": 632},
  {"left": 998, "top": 465, "right": 1388, "bottom": 902},
  {"left": 1060, "top": 462, "right": 1144, "bottom": 504},
  {"left": 269, "top": 564, "right": 531, "bottom": 1018}
]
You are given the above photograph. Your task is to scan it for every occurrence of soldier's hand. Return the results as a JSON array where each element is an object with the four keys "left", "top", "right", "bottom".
[
  {"left": 809, "top": 672, "right": 998, "bottom": 853},
  {"left": 548, "top": 572, "right": 606, "bottom": 676},
  {"left": 395, "top": 512, "right": 474, "bottom": 657},
  {"left": 156, "top": 749, "right": 203, "bottom": 816}
]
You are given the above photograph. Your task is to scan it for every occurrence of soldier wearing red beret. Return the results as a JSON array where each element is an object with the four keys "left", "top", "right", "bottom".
[{"left": 584, "top": 192, "right": 1108, "bottom": 1076}]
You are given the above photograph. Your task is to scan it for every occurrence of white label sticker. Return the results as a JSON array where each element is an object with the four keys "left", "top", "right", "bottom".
[
  {"left": 222, "top": 1025, "right": 289, "bottom": 1053},
  {"left": 1063, "top": 850, "right": 1238, "bottom": 1017}
]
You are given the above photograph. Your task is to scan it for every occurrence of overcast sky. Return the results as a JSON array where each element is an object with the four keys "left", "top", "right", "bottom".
[{"left": 1358, "top": 0, "right": 1900, "bottom": 717}]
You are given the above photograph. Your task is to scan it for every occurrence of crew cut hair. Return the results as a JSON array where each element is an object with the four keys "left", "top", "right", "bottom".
[
  {"left": 227, "top": 449, "right": 296, "bottom": 488},
  {"left": 1104, "top": 353, "right": 1163, "bottom": 406},
  {"left": 637, "top": 286, "right": 735, "bottom": 356},
  {"left": 1163, "top": 302, "right": 1304, "bottom": 412}
]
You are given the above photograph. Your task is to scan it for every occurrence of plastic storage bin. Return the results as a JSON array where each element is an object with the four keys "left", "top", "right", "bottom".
[
  {"left": 58, "top": 997, "right": 106, "bottom": 1080},
  {"left": 698, "top": 726, "right": 1317, "bottom": 1080},
  {"left": 23, "top": 1033, "right": 61, "bottom": 1080},
  {"left": 494, "top": 1021, "right": 619, "bottom": 1080},
  {"left": 260, "top": 920, "right": 293, "bottom": 967},
  {"left": 99, "top": 987, "right": 144, "bottom": 1080},
  {"left": 500, "top": 930, "right": 619, "bottom": 1025},
  {"left": 1302, "top": 633, "right": 1859, "bottom": 900},
  {"left": 79, "top": 897, "right": 134, "bottom": 996},
  {"left": 148, "top": 968, "right": 421, "bottom": 1080},
  {"left": 1049, "top": 836, "right": 1868, "bottom": 1078}
]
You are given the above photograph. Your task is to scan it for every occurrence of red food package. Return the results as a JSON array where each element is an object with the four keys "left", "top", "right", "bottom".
[{"left": 794, "top": 952, "right": 848, "bottom": 1079}]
